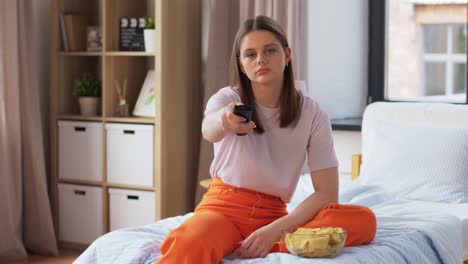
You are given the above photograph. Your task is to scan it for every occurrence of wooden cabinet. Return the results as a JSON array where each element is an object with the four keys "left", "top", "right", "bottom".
[{"left": 50, "top": 0, "right": 201, "bottom": 248}]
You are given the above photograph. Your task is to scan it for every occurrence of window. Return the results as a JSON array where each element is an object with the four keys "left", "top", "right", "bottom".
[
  {"left": 422, "top": 24, "right": 466, "bottom": 98},
  {"left": 420, "top": 24, "right": 466, "bottom": 101},
  {"left": 370, "top": 0, "right": 467, "bottom": 104}
]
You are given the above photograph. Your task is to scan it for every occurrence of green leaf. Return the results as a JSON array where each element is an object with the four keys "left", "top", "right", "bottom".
[
  {"left": 145, "top": 16, "right": 155, "bottom": 29},
  {"left": 73, "top": 72, "right": 101, "bottom": 97}
]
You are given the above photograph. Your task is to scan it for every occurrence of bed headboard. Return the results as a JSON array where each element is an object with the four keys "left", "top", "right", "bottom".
[{"left": 361, "top": 102, "right": 468, "bottom": 163}]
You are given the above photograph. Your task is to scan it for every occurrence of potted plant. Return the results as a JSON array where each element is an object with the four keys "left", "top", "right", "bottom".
[
  {"left": 144, "top": 16, "right": 155, "bottom": 52},
  {"left": 74, "top": 73, "right": 102, "bottom": 116}
]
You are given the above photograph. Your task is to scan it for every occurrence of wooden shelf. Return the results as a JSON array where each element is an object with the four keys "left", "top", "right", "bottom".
[
  {"left": 105, "top": 51, "right": 156, "bottom": 57},
  {"left": 57, "top": 115, "right": 103, "bottom": 122},
  {"left": 50, "top": 0, "right": 202, "bottom": 249},
  {"left": 58, "top": 178, "right": 103, "bottom": 187},
  {"left": 57, "top": 115, "right": 154, "bottom": 125},
  {"left": 105, "top": 116, "right": 154, "bottom": 124},
  {"left": 58, "top": 51, "right": 103, "bottom": 56},
  {"left": 106, "top": 183, "right": 155, "bottom": 192}
]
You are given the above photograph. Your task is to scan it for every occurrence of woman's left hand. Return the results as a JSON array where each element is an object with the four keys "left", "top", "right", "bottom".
[{"left": 233, "top": 223, "right": 282, "bottom": 259}]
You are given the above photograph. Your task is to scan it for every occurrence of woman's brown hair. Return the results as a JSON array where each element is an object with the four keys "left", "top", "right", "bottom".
[{"left": 229, "top": 15, "right": 302, "bottom": 134}]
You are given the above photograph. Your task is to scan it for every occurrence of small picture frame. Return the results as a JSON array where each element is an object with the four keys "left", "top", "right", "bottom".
[
  {"left": 133, "top": 70, "right": 156, "bottom": 117},
  {"left": 87, "top": 26, "right": 102, "bottom": 52}
]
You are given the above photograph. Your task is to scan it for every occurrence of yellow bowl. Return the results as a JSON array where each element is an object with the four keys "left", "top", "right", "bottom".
[{"left": 283, "top": 227, "right": 347, "bottom": 258}]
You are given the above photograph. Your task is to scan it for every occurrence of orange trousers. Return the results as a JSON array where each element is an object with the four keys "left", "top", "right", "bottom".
[{"left": 157, "top": 178, "right": 376, "bottom": 264}]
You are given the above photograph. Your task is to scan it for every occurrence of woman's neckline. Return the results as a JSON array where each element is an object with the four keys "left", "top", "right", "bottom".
[
  {"left": 255, "top": 102, "right": 279, "bottom": 111},
  {"left": 230, "top": 86, "right": 280, "bottom": 111}
]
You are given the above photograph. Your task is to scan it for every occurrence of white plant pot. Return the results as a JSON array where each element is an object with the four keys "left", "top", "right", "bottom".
[
  {"left": 144, "top": 29, "right": 156, "bottom": 52},
  {"left": 79, "top": 97, "right": 100, "bottom": 116}
]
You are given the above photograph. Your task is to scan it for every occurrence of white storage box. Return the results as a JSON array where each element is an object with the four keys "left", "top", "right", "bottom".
[
  {"left": 109, "top": 188, "right": 156, "bottom": 231},
  {"left": 58, "top": 121, "right": 103, "bottom": 182},
  {"left": 58, "top": 184, "right": 103, "bottom": 244},
  {"left": 106, "top": 123, "right": 154, "bottom": 187}
]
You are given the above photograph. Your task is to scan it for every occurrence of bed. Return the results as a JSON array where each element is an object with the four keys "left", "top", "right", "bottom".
[{"left": 75, "top": 102, "right": 468, "bottom": 264}]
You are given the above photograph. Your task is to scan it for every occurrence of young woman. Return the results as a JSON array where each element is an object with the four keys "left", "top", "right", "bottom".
[{"left": 157, "top": 16, "right": 376, "bottom": 263}]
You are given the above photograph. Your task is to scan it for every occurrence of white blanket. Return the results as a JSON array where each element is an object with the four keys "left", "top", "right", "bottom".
[{"left": 75, "top": 179, "right": 463, "bottom": 264}]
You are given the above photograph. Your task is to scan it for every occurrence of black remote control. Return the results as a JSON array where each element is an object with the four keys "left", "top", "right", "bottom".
[{"left": 233, "top": 104, "right": 253, "bottom": 136}]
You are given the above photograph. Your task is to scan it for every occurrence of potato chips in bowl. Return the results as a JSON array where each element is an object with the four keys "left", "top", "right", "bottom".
[{"left": 284, "top": 227, "right": 347, "bottom": 258}]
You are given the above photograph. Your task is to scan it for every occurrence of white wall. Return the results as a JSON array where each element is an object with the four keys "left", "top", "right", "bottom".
[{"left": 307, "top": 0, "right": 368, "bottom": 120}]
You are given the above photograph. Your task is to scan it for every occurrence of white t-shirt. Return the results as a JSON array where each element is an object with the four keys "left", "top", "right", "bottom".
[{"left": 205, "top": 86, "right": 339, "bottom": 202}]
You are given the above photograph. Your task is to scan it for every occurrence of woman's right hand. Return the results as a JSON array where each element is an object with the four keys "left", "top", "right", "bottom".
[{"left": 221, "top": 102, "right": 256, "bottom": 135}]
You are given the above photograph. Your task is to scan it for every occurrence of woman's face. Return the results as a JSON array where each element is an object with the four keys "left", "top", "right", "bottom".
[{"left": 238, "top": 30, "right": 291, "bottom": 86}]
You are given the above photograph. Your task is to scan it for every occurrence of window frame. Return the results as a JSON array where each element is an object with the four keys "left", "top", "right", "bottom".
[
  {"left": 422, "top": 24, "right": 467, "bottom": 97},
  {"left": 368, "top": 0, "right": 468, "bottom": 104}
]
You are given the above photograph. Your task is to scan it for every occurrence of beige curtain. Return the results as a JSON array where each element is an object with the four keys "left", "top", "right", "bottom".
[
  {"left": 195, "top": 0, "right": 308, "bottom": 205},
  {"left": 0, "top": 0, "right": 58, "bottom": 261}
]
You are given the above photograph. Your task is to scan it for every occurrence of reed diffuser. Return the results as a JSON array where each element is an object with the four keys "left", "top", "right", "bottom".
[{"left": 114, "top": 79, "right": 129, "bottom": 117}]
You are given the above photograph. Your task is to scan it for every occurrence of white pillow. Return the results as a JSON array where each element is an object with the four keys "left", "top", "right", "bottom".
[{"left": 358, "top": 121, "right": 468, "bottom": 203}]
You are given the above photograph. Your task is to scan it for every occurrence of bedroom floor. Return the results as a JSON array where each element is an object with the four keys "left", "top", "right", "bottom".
[{"left": 7, "top": 248, "right": 81, "bottom": 264}]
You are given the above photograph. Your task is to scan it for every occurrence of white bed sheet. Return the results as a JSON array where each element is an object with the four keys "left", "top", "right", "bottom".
[
  {"left": 404, "top": 201, "right": 468, "bottom": 258},
  {"left": 75, "top": 178, "right": 464, "bottom": 264},
  {"left": 290, "top": 175, "right": 468, "bottom": 259}
]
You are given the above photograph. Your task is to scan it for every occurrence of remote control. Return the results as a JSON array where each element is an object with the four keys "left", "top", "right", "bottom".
[{"left": 233, "top": 104, "right": 253, "bottom": 136}]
